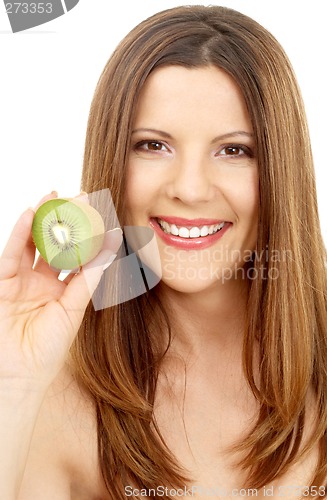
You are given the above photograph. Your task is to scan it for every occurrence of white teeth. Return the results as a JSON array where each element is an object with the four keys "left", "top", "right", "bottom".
[
  {"left": 189, "top": 227, "right": 200, "bottom": 238},
  {"left": 200, "top": 226, "right": 209, "bottom": 237},
  {"left": 157, "top": 219, "right": 226, "bottom": 238},
  {"left": 178, "top": 227, "right": 190, "bottom": 238}
]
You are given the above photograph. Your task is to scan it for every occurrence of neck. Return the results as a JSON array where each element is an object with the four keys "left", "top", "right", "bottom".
[{"left": 157, "top": 277, "right": 249, "bottom": 362}]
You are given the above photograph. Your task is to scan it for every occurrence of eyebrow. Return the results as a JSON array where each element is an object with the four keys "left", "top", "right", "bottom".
[{"left": 131, "top": 128, "right": 254, "bottom": 143}]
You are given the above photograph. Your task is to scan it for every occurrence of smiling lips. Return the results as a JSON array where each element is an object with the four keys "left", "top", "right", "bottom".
[
  {"left": 150, "top": 216, "right": 231, "bottom": 250},
  {"left": 157, "top": 217, "right": 225, "bottom": 238}
]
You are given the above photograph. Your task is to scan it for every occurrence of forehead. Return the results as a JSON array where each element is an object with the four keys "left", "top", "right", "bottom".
[{"left": 133, "top": 65, "right": 252, "bottom": 133}]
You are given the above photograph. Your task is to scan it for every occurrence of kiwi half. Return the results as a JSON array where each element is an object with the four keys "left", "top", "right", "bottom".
[{"left": 32, "top": 198, "right": 105, "bottom": 270}]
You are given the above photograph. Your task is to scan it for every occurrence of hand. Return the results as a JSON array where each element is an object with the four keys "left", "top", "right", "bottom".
[{"left": 0, "top": 192, "right": 122, "bottom": 391}]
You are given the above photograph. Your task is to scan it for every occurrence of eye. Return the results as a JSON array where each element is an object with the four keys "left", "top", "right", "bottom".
[
  {"left": 217, "top": 144, "right": 253, "bottom": 158},
  {"left": 221, "top": 146, "right": 243, "bottom": 156},
  {"left": 134, "top": 140, "right": 169, "bottom": 153}
]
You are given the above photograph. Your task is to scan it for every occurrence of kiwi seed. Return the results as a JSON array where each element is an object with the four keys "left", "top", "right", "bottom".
[{"left": 32, "top": 198, "right": 105, "bottom": 270}]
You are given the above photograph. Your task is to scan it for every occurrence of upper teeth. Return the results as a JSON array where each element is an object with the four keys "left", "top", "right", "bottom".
[{"left": 157, "top": 218, "right": 225, "bottom": 238}]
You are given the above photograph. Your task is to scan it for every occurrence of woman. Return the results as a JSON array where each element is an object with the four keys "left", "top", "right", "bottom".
[{"left": 0, "top": 5, "right": 326, "bottom": 499}]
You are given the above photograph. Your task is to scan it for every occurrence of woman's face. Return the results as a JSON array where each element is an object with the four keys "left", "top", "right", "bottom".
[{"left": 125, "top": 65, "right": 258, "bottom": 294}]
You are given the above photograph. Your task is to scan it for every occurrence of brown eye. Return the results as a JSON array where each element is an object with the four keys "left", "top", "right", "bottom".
[
  {"left": 147, "top": 142, "right": 164, "bottom": 151},
  {"left": 218, "top": 144, "right": 252, "bottom": 158},
  {"left": 224, "top": 146, "right": 241, "bottom": 156},
  {"left": 134, "top": 140, "right": 169, "bottom": 153}
]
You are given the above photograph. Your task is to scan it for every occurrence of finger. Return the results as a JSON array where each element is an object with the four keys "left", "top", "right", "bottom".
[
  {"left": 58, "top": 228, "right": 123, "bottom": 332},
  {"left": 101, "top": 228, "right": 123, "bottom": 252},
  {"left": 34, "top": 191, "right": 58, "bottom": 211},
  {"left": 61, "top": 269, "right": 79, "bottom": 285},
  {"left": 73, "top": 191, "right": 89, "bottom": 204},
  {"left": 34, "top": 224, "right": 122, "bottom": 277},
  {"left": 0, "top": 192, "right": 60, "bottom": 278},
  {"left": 61, "top": 227, "right": 123, "bottom": 280},
  {"left": 60, "top": 226, "right": 122, "bottom": 286},
  {"left": 21, "top": 191, "right": 59, "bottom": 270},
  {"left": 19, "top": 221, "right": 37, "bottom": 270},
  {"left": 59, "top": 249, "right": 119, "bottom": 334},
  {"left": 0, "top": 208, "right": 35, "bottom": 280},
  {"left": 33, "top": 253, "right": 62, "bottom": 278}
]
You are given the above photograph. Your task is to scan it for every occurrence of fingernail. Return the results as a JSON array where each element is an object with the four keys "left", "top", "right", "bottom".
[
  {"left": 51, "top": 190, "right": 58, "bottom": 196},
  {"left": 103, "top": 254, "right": 117, "bottom": 271},
  {"left": 75, "top": 192, "right": 89, "bottom": 202},
  {"left": 103, "top": 228, "right": 123, "bottom": 252}
]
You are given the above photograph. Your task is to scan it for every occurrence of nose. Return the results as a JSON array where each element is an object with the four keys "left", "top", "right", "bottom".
[{"left": 166, "top": 153, "right": 216, "bottom": 204}]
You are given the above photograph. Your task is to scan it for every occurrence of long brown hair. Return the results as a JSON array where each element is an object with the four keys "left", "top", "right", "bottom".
[{"left": 71, "top": 5, "right": 327, "bottom": 497}]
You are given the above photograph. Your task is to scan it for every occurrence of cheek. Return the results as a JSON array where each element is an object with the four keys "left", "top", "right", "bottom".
[
  {"left": 239, "top": 176, "right": 259, "bottom": 221},
  {"left": 247, "top": 170, "right": 259, "bottom": 219},
  {"left": 221, "top": 168, "right": 259, "bottom": 222},
  {"left": 125, "top": 164, "right": 165, "bottom": 216},
  {"left": 235, "top": 171, "right": 259, "bottom": 251},
  {"left": 124, "top": 167, "right": 148, "bottom": 213}
]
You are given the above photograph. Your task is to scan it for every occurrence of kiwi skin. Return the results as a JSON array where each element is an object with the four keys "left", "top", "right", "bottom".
[{"left": 32, "top": 198, "right": 105, "bottom": 270}]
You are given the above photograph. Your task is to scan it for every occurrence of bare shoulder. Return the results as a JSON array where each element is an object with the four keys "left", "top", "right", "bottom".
[{"left": 18, "top": 364, "right": 108, "bottom": 499}]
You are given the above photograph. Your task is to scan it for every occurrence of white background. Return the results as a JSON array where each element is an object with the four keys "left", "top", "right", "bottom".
[{"left": 0, "top": 1, "right": 326, "bottom": 252}]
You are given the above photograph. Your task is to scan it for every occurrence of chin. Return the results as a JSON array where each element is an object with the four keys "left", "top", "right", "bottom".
[{"left": 160, "top": 264, "right": 225, "bottom": 294}]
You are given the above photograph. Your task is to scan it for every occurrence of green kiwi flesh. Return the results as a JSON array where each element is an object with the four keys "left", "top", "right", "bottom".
[{"left": 32, "top": 198, "right": 105, "bottom": 270}]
